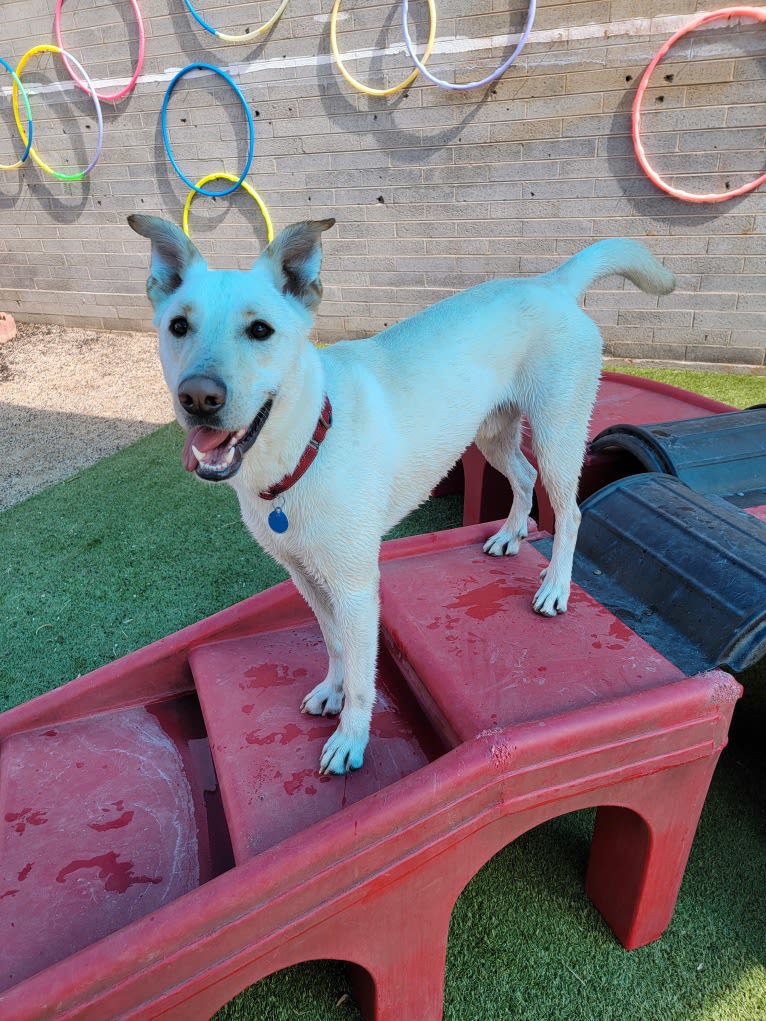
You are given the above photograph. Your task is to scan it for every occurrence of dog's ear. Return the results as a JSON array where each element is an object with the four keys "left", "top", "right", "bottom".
[
  {"left": 261, "top": 218, "right": 335, "bottom": 311},
  {"left": 127, "top": 214, "right": 203, "bottom": 308}
]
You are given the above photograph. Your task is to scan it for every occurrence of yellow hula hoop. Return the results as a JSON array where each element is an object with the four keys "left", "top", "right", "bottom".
[
  {"left": 182, "top": 172, "right": 274, "bottom": 243},
  {"left": 330, "top": 0, "right": 436, "bottom": 97}
]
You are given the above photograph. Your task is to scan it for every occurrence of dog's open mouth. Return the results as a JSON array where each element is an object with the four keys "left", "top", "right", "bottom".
[{"left": 182, "top": 400, "right": 272, "bottom": 481}]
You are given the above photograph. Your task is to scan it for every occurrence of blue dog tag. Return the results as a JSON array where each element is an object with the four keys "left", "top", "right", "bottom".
[{"left": 268, "top": 507, "right": 289, "bottom": 533}]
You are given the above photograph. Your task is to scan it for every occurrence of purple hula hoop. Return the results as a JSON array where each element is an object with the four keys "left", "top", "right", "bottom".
[{"left": 401, "top": 0, "right": 536, "bottom": 91}]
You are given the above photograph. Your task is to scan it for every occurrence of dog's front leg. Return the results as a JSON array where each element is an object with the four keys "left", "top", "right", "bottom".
[
  {"left": 286, "top": 568, "right": 345, "bottom": 716},
  {"left": 318, "top": 575, "right": 380, "bottom": 775}
]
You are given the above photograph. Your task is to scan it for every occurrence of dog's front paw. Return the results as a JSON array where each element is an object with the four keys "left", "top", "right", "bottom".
[
  {"left": 483, "top": 525, "right": 526, "bottom": 557},
  {"left": 301, "top": 679, "right": 344, "bottom": 716},
  {"left": 533, "top": 569, "right": 569, "bottom": 616},
  {"left": 319, "top": 726, "right": 367, "bottom": 775}
]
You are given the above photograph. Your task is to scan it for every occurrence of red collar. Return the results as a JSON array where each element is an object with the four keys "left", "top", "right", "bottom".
[{"left": 259, "top": 395, "right": 333, "bottom": 501}]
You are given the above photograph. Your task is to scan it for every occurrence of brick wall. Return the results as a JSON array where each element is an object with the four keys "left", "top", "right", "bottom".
[{"left": 1, "top": 0, "right": 764, "bottom": 367}]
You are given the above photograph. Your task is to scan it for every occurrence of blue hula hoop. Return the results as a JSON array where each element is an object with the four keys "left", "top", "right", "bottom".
[
  {"left": 0, "top": 56, "right": 33, "bottom": 167},
  {"left": 401, "top": 0, "right": 536, "bottom": 91},
  {"left": 161, "top": 63, "right": 255, "bottom": 197},
  {"left": 182, "top": 0, "right": 218, "bottom": 36}
]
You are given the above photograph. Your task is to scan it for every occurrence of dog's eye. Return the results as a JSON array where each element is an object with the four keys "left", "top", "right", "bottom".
[
  {"left": 169, "top": 316, "right": 188, "bottom": 337},
  {"left": 247, "top": 320, "right": 274, "bottom": 342}
]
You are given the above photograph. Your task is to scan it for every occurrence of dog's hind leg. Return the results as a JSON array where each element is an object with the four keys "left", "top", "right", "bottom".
[
  {"left": 527, "top": 404, "right": 592, "bottom": 617},
  {"left": 476, "top": 408, "right": 537, "bottom": 557}
]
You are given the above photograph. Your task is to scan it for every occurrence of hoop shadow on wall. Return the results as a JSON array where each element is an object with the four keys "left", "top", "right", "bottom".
[{"left": 318, "top": 0, "right": 496, "bottom": 166}]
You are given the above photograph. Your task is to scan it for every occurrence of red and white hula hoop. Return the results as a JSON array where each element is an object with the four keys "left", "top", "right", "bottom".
[
  {"left": 55, "top": 0, "right": 145, "bottom": 102},
  {"left": 632, "top": 7, "right": 766, "bottom": 202}
]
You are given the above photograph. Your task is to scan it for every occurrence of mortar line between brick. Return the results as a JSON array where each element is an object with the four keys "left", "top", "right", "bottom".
[{"left": 2, "top": 13, "right": 752, "bottom": 99}]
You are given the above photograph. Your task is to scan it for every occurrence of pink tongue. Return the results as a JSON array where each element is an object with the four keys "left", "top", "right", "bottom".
[{"left": 182, "top": 427, "right": 234, "bottom": 472}]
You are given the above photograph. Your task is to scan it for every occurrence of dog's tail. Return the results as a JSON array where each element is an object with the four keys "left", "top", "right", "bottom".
[{"left": 546, "top": 238, "right": 675, "bottom": 299}]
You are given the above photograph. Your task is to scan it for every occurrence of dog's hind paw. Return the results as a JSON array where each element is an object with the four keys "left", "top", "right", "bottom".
[
  {"left": 301, "top": 679, "right": 343, "bottom": 716},
  {"left": 319, "top": 728, "right": 367, "bottom": 775},
  {"left": 533, "top": 569, "right": 569, "bottom": 616},
  {"left": 483, "top": 525, "right": 526, "bottom": 557}
]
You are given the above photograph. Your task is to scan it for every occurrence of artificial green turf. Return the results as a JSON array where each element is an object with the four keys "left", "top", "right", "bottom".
[
  {"left": 0, "top": 421, "right": 463, "bottom": 711},
  {"left": 608, "top": 366, "right": 763, "bottom": 411},
  {"left": 1, "top": 368, "right": 765, "bottom": 1020}
]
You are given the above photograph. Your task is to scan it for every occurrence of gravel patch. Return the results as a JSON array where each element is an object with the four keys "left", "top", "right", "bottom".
[{"left": 0, "top": 322, "right": 173, "bottom": 511}]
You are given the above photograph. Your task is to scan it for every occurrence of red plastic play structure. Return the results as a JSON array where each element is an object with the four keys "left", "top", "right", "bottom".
[
  {"left": 458, "top": 370, "right": 736, "bottom": 528},
  {"left": 0, "top": 373, "right": 752, "bottom": 1020}
]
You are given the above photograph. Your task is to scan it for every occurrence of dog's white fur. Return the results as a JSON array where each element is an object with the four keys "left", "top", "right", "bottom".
[{"left": 128, "top": 214, "right": 674, "bottom": 774}]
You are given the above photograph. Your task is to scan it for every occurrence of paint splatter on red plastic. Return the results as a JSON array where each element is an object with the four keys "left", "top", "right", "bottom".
[{"left": 56, "top": 852, "right": 162, "bottom": 893}]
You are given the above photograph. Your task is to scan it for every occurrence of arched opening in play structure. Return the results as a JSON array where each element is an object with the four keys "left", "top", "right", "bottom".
[
  {"left": 442, "top": 806, "right": 649, "bottom": 1016},
  {"left": 211, "top": 958, "right": 367, "bottom": 1020}
]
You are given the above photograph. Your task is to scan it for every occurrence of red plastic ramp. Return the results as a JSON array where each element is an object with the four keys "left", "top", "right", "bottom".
[
  {"left": 0, "top": 708, "right": 201, "bottom": 991},
  {"left": 0, "top": 523, "right": 741, "bottom": 1021}
]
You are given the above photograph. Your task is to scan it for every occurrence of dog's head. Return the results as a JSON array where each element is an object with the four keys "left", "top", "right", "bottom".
[{"left": 127, "top": 214, "right": 335, "bottom": 481}]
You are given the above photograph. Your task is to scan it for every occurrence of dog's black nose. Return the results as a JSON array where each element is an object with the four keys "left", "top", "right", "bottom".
[{"left": 177, "top": 375, "right": 227, "bottom": 416}]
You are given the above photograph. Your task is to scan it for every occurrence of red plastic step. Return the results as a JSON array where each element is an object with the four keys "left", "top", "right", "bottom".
[
  {"left": 190, "top": 624, "right": 443, "bottom": 863},
  {"left": 0, "top": 705, "right": 203, "bottom": 993},
  {"left": 380, "top": 538, "right": 685, "bottom": 748}
]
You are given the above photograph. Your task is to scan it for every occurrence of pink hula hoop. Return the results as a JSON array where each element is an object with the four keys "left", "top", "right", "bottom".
[
  {"left": 632, "top": 6, "right": 766, "bottom": 203},
  {"left": 54, "top": 0, "right": 145, "bottom": 102}
]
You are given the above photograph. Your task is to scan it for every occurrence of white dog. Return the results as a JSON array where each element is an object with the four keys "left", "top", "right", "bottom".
[{"left": 128, "top": 214, "right": 674, "bottom": 774}]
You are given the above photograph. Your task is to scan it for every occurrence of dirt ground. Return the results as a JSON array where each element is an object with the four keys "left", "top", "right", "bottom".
[{"left": 0, "top": 321, "right": 173, "bottom": 511}]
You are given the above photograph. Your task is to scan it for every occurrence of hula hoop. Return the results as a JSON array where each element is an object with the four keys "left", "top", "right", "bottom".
[
  {"left": 161, "top": 64, "right": 255, "bottom": 197},
  {"left": 54, "top": 0, "right": 146, "bottom": 102},
  {"left": 182, "top": 172, "right": 274, "bottom": 243},
  {"left": 13, "top": 45, "right": 104, "bottom": 181},
  {"left": 330, "top": 0, "right": 436, "bottom": 97},
  {"left": 0, "top": 58, "right": 33, "bottom": 170},
  {"left": 632, "top": 7, "right": 766, "bottom": 202},
  {"left": 183, "top": 0, "right": 290, "bottom": 44},
  {"left": 401, "top": 0, "right": 535, "bottom": 91}
]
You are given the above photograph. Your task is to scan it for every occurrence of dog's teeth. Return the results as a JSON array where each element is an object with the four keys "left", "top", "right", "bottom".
[
  {"left": 192, "top": 444, "right": 205, "bottom": 463},
  {"left": 224, "top": 446, "right": 235, "bottom": 465}
]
